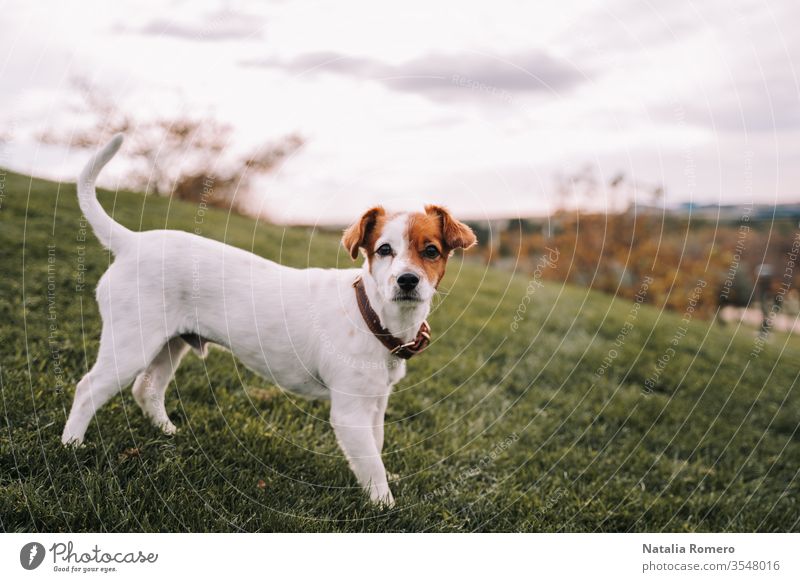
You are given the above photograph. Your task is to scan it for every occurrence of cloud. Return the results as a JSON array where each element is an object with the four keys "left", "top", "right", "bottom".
[
  {"left": 687, "top": 81, "right": 800, "bottom": 133},
  {"left": 652, "top": 49, "right": 800, "bottom": 134},
  {"left": 245, "top": 50, "right": 583, "bottom": 101},
  {"left": 133, "top": 10, "right": 265, "bottom": 42}
]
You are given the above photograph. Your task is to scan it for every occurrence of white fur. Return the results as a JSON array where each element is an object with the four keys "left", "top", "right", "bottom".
[{"left": 61, "top": 135, "right": 434, "bottom": 507}]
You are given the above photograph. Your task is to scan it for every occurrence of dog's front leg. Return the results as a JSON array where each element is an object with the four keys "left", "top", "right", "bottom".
[
  {"left": 330, "top": 390, "right": 394, "bottom": 507},
  {"left": 372, "top": 393, "right": 389, "bottom": 454}
]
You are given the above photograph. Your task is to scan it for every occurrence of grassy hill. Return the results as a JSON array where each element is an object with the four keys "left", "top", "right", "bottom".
[{"left": 1, "top": 169, "right": 798, "bottom": 532}]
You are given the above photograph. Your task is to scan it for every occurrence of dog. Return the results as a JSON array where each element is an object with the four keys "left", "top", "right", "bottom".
[{"left": 61, "top": 135, "right": 477, "bottom": 506}]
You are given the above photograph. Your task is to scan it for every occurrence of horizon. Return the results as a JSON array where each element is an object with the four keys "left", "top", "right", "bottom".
[{"left": 6, "top": 164, "right": 800, "bottom": 228}]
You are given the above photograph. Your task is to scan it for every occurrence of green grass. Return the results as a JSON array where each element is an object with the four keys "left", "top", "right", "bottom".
[{"left": 1, "top": 169, "right": 799, "bottom": 532}]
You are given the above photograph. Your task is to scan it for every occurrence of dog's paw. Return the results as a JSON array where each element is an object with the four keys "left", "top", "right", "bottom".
[
  {"left": 370, "top": 488, "right": 395, "bottom": 508},
  {"left": 160, "top": 421, "right": 177, "bottom": 436},
  {"left": 380, "top": 492, "right": 396, "bottom": 508},
  {"left": 61, "top": 432, "right": 85, "bottom": 447}
]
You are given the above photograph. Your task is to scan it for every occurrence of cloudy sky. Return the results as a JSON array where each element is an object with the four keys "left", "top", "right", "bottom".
[{"left": 2, "top": 0, "right": 799, "bottom": 223}]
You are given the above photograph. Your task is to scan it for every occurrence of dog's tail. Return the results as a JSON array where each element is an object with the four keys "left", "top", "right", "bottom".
[{"left": 77, "top": 134, "right": 133, "bottom": 253}]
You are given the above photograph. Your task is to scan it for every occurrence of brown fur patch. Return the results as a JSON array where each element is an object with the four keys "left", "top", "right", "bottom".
[
  {"left": 341, "top": 206, "right": 387, "bottom": 260},
  {"left": 425, "top": 205, "right": 477, "bottom": 251},
  {"left": 407, "top": 206, "right": 477, "bottom": 287},
  {"left": 405, "top": 211, "right": 450, "bottom": 288}
]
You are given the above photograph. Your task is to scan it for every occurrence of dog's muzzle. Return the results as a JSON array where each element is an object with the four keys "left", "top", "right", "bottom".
[{"left": 353, "top": 276, "right": 431, "bottom": 359}]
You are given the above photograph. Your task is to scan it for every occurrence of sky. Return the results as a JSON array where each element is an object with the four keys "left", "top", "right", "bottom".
[{"left": 1, "top": 0, "right": 799, "bottom": 224}]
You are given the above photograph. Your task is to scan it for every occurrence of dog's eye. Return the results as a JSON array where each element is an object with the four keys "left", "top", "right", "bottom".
[
  {"left": 376, "top": 244, "right": 393, "bottom": 257},
  {"left": 423, "top": 244, "right": 440, "bottom": 259}
]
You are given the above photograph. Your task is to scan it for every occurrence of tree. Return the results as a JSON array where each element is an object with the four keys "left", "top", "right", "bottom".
[{"left": 37, "top": 78, "right": 303, "bottom": 215}]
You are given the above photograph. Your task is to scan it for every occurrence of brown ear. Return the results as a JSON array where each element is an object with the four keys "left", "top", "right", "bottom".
[
  {"left": 342, "top": 206, "right": 386, "bottom": 260},
  {"left": 425, "top": 205, "right": 477, "bottom": 251}
]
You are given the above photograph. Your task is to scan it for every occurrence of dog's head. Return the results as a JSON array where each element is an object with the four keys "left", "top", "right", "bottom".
[{"left": 342, "top": 205, "right": 477, "bottom": 305}]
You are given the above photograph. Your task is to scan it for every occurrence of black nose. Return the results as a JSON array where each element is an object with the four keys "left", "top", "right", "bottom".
[{"left": 397, "top": 273, "right": 420, "bottom": 291}]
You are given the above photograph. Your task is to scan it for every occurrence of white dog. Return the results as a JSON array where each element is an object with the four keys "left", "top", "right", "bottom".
[{"left": 62, "top": 135, "right": 476, "bottom": 505}]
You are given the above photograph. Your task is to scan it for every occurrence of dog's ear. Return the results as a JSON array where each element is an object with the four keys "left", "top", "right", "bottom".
[
  {"left": 342, "top": 206, "right": 386, "bottom": 260},
  {"left": 425, "top": 205, "right": 477, "bottom": 251}
]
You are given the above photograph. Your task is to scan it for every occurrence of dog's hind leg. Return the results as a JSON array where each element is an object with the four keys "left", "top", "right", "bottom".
[
  {"left": 132, "top": 337, "right": 189, "bottom": 435},
  {"left": 62, "top": 324, "right": 164, "bottom": 446}
]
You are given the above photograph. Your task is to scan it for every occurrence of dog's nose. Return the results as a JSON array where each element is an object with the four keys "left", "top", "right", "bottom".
[{"left": 397, "top": 273, "right": 420, "bottom": 291}]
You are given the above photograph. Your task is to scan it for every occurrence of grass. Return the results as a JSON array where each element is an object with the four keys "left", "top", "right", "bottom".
[{"left": 1, "top": 169, "right": 799, "bottom": 532}]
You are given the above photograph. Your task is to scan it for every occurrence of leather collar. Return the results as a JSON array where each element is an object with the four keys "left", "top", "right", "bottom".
[{"left": 353, "top": 276, "right": 431, "bottom": 359}]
